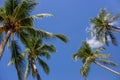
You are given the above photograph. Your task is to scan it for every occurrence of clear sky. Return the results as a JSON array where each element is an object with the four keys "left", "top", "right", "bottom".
[{"left": 0, "top": 0, "right": 120, "bottom": 80}]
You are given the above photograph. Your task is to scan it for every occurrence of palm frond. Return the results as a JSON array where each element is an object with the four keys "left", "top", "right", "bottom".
[
  {"left": 94, "top": 54, "right": 111, "bottom": 59},
  {"left": 54, "top": 34, "right": 68, "bottom": 43},
  {"left": 98, "top": 59, "right": 117, "bottom": 66},
  {"left": 9, "top": 40, "right": 25, "bottom": 80},
  {"left": 38, "top": 50, "right": 51, "bottom": 59},
  {"left": 16, "top": 31, "right": 30, "bottom": 48},
  {"left": 13, "top": 0, "right": 38, "bottom": 19},
  {"left": 31, "top": 13, "right": 54, "bottom": 19},
  {"left": 105, "top": 33, "right": 109, "bottom": 46},
  {"left": 5, "top": 0, "right": 19, "bottom": 15},
  {"left": 40, "top": 44, "right": 57, "bottom": 53},
  {"left": 80, "top": 59, "right": 91, "bottom": 80},
  {"left": 73, "top": 53, "right": 80, "bottom": 61},
  {"left": 111, "top": 26, "right": 120, "bottom": 32},
  {"left": 37, "top": 57, "right": 50, "bottom": 74},
  {"left": 0, "top": 7, "right": 5, "bottom": 22},
  {"left": 95, "top": 47, "right": 105, "bottom": 53},
  {"left": 108, "top": 31, "right": 117, "bottom": 46},
  {"left": 110, "top": 13, "right": 120, "bottom": 22},
  {"left": 32, "top": 38, "right": 42, "bottom": 50},
  {"left": 20, "top": 18, "right": 33, "bottom": 26},
  {"left": 24, "top": 59, "right": 32, "bottom": 80},
  {"left": 22, "top": 48, "right": 30, "bottom": 58}
]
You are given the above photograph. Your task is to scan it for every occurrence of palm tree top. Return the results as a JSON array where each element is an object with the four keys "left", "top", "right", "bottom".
[
  {"left": 73, "top": 41, "right": 117, "bottom": 79},
  {"left": 90, "top": 8, "right": 120, "bottom": 46}
]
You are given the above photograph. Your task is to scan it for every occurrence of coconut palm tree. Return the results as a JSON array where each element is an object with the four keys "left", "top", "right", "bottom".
[
  {"left": 90, "top": 8, "right": 120, "bottom": 46},
  {"left": 8, "top": 31, "right": 67, "bottom": 80},
  {"left": 73, "top": 41, "right": 120, "bottom": 80},
  {"left": 21, "top": 37, "right": 57, "bottom": 80},
  {"left": 0, "top": 0, "right": 68, "bottom": 59}
]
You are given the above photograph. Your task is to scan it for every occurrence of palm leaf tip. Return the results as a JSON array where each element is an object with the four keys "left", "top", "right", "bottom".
[
  {"left": 31, "top": 13, "right": 54, "bottom": 19},
  {"left": 73, "top": 54, "right": 78, "bottom": 61},
  {"left": 99, "top": 59, "right": 117, "bottom": 66},
  {"left": 37, "top": 57, "right": 50, "bottom": 74},
  {"left": 54, "top": 34, "right": 68, "bottom": 43}
]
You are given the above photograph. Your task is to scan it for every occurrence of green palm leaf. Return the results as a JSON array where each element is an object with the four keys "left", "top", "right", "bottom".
[
  {"left": 9, "top": 40, "right": 25, "bottom": 80},
  {"left": 80, "top": 58, "right": 91, "bottom": 80},
  {"left": 37, "top": 57, "right": 50, "bottom": 74},
  {"left": 24, "top": 59, "right": 32, "bottom": 80},
  {"left": 98, "top": 59, "right": 117, "bottom": 66},
  {"left": 54, "top": 34, "right": 68, "bottom": 43}
]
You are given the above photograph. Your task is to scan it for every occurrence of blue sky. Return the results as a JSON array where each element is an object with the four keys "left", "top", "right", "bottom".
[{"left": 0, "top": 0, "right": 120, "bottom": 80}]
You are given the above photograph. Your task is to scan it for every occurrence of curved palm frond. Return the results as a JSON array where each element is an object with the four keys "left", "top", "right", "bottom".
[
  {"left": 13, "top": 0, "right": 38, "bottom": 19},
  {"left": 94, "top": 53, "right": 111, "bottom": 59},
  {"left": 110, "top": 13, "right": 120, "bottom": 22},
  {"left": 98, "top": 59, "right": 117, "bottom": 66},
  {"left": 5, "top": 0, "right": 19, "bottom": 15},
  {"left": 37, "top": 57, "right": 50, "bottom": 74},
  {"left": 24, "top": 58, "right": 32, "bottom": 80},
  {"left": 24, "top": 13, "right": 54, "bottom": 20},
  {"left": 80, "top": 57, "right": 91, "bottom": 80},
  {"left": 22, "top": 48, "right": 30, "bottom": 58},
  {"left": 16, "top": 31, "right": 29, "bottom": 48},
  {"left": 8, "top": 40, "right": 25, "bottom": 80},
  {"left": 38, "top": 50, "right": 51, "bottom": 59},
  {"left": 54, "top": 34, "right": 68, "bottom": 43},
  {"left": 40, "top": 44, "right": 57, "bottom": 52}
]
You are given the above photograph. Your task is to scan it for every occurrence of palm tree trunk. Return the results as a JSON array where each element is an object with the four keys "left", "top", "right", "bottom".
[
  {"left": 32, "top": 58, "right": 41, "bottom": 80},
  {"left": 94, "top": 61, "right": 120, "bottom": 76},
  {"left": 0, "top": 30, "right": 12, "bottom": 59}
]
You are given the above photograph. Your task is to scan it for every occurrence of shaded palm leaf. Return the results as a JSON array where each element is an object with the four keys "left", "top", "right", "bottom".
[
  {"left": 94, "top": 53, "right": 111, "bottom": 59},
  {"left": 110, "top": 13, "right": 120, "bottom": 22},
  {"left": 98, "top": 59, "right": 117, "bottom": 66},
  {"left": 37, "top": 57, "right": 50, "bottom": 74},
  {"left": 80, "top": 58, "right": 91, "bottom": 79},
  {"left": 24, "top": 59, "right": 32, "bottom": 80},
  {"left": 54, "top": 34, "right": 68, "bottom": 43},
  {"left": 9, "top": 40, "right": 24, "bottom": 80}
]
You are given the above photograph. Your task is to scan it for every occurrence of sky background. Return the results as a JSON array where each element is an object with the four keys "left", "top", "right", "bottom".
[{"left": 0, "top": 0, "right": 120, "bottom": 80}]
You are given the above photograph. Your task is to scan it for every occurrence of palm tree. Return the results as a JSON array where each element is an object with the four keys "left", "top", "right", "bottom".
[
  {"left": 0, "top": 0, "right": 68, "bottom": 59},
  {"left": 90, "top": 8, "right": 120, "bottom": 46},
  {"left": 22, "top": 37, "right": 57, "bottom": 80},
  {"left": 73, "top": 41, "right": 120, "bottom": 80},
  {"left": 8, "top": 32, "right": 67, "bottom": 80}
]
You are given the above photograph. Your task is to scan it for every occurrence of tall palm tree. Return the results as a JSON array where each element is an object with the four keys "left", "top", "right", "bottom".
[
  {"left": 22, "top": 37, "right": 57, "bottom": 80},
  {"left": 90, "top": 8, "right": 120, "bottom": 46},
  {"left": 73, "top": 41, "right": 120, "bottom": 80},
  {"left": 0, "top": 0, "right": 68, "bottom": 59},
  {"left": 8, "top": 32, "right": 67, "bottom": 80}
]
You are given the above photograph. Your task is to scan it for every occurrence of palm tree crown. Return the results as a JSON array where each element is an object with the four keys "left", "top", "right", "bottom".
[
  {"left": 90, "top": 8, "right": 120, "bottom": 46},
  {"left": 73, "top": 41, "right": 120, "bottom": 80},
  {"left": 0, "top": 0, "right": 68, "bottom": 59},
  {"left": 22, "top": 36, "right": 57, "bottom": 80}
]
